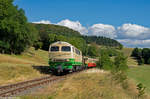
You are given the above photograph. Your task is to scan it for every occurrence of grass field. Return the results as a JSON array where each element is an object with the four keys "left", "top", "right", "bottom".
[
  {"left": 0, "top": 47, "right": 49, "bottom": 85},
  {"left": 127, "top": 65, "right": 150, "bottom": 94},
  {"left": 121, "top": 48, "right": 150, "bottom": 94},
  {"left": 21, "top": 69, "right": 149, "bottom": 99},
  {"left": 121, "top": 47, "right": 138, "bottom": 67}
]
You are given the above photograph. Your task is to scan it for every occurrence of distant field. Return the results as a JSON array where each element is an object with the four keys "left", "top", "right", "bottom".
[
  {"left": 127, "top": 65, "right": 150, "bottom": 94},
  {"left": 0, "top": 47, "right": 49, "bottom": 85},
  {"left": 121, "top": 48, "right": 138, "bottom": 67}
]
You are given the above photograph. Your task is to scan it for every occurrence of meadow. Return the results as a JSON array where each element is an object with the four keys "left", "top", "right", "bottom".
[
  {"left": 127, "top": 65, "right": 150, "bottom": 94},
  {"left": 0, "top": 47, "right": 49, "bottom": 85},
  {"left": 122, "top": 48, "right": 150, "bottom": 94}
]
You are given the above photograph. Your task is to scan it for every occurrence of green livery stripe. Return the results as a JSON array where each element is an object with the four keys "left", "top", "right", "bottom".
[{"left": 49, "top": 58, "right": 82, "bottom": 70}]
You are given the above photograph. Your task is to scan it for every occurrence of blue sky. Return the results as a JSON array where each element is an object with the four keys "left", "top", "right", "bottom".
[{"left": 14, "top": 0, "right": 150, "bottom": 47}]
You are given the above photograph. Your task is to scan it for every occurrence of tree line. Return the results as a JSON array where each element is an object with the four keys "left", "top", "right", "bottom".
[
  {"left": 131, "top": 48, "right": 150, "bottom": 65},
  {"left": 83, "top": 36, "right": 123, "bottom": 49}
]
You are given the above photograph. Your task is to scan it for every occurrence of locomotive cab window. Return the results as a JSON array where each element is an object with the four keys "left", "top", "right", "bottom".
[
  {"left": 50, "top": 46, "right": 59, "bottom": 51},
  {"left": 61, "top": 46, "right": 71, "bottom": 52},
  {"left": 75, "top": 49, "right": 80, "bottom": 55}
]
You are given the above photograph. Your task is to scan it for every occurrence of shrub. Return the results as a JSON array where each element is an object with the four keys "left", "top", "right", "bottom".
[
  {"left": 113, "top": 53, "right": 128, "bottom": 72},
  {"left": 138, "top": 58, "right": 145, "bottom": 65},
  {"left": 137, "top": 83, "right": 146, "bottom": 97},
  {"left": 98, "top": 51, "right": 114, "bottom": 70},
  {"left": 147, "top": 58, "right": 150, "bottom": 64}
]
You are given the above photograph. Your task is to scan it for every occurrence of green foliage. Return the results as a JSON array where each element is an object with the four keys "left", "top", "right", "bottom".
[
  {"left": 100, "top": 48, "right": 119, "bottom": 57},
  {"left": 147, "top": 58, "right": 150, "bottom": 64},
  {"left": 137, "top": 83, "right": 146, "bottom": 97},
  {"left": 87, "top": 43, "right": 99, "bottom": 57},
  {"left": 111, "top": 53, "right": 128, "bottom": 90},
  {"left": 113, "top": 53, "right": 128, "bottom": 72},
  {"left": 131, "top": 48, "right": 141, "bottom": 58},
  {"left": 97, "top": 49, "right": 128, "bottom": 90},
  {"left": 33, "top": 24, "right": 88, "bottom": 55},
  {"left": 33, "top": 41, "right": 43, "bottom": 50},
  {"left": 132, "top": 48, "right": 150, "bottom": 65},
  {"left": 0, "top": 0, "right": 38, "bottom": 54},
  {"left": 98, "top": 51, "right": 114, "bottom": 70},
  {"left": 83, "top": 36, "right": 122, "bottom": 48},
  {"left": 138, "top": 58, "right": 145, "bottom": 65}
]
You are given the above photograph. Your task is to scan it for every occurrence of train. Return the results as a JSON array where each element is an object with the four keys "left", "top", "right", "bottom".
[{"left": 48, "top": 41, "right": 98, "bottom": 74}]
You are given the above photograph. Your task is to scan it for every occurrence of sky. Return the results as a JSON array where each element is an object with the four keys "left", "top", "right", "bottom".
[{"left": 14, "top": 0, "right": 150, "bottom": 48}]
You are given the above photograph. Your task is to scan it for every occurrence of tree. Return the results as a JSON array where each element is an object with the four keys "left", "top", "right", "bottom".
[
  {"left": 87, "top": 44, "right": 99, "bottom": 57},
  {"left": 142, "top": 48, "right": 150, "bottom": 64},
  {"left": 147, "top": 58, "right": 150, "bottom": 64},
  {"left": 114, "top": 53, "right": 128, "bottom": 72},
  {"left": 98, "top": 51, "right": 114, "bottom": 70},
  {"left": 131, "top": 48, "right": 142, "bottom": 59},
  {"left": 0, "top": 0, "right": 38, "bottom": 54}
]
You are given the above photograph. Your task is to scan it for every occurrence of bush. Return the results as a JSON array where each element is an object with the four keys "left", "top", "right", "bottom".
[
  {"left": 147, "top": 58, "right": 150, "bottom": 64},
  {"left": 137, "top": 83, "right": 146, "bottom": 97},
  {"left": 138, "top": 58, "right": 145, "bottom": 65},
  {"left": 113, "top": 53, "right": 128, "bottom": 72},
  {"left": 97, "top": 51, "right": 114, "bottom": 70},
  {"left": 33, "top": 42, "right": 43, "bottom": 50}
]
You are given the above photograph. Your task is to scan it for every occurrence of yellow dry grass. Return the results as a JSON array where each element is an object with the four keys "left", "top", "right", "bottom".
[
  {"left": 0, "top": 47, "right": 49, "bottom": 85},
  {"left": 21, "top": 69, "right": 149, "bottom": 99}
]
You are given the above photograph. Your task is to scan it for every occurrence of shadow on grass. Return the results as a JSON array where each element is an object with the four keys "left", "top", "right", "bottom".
[{"left": 32, "top": 65, "right": 52, "bottom": 74}]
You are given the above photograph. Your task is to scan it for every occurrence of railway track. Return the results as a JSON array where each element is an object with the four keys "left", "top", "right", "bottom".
[{"left": 0, "top": 70, "right": 84, "bottom": 97}]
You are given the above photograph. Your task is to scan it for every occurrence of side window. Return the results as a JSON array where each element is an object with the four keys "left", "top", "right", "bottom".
[
  {"left": 75, "top": 49, "right": 78, "bottom": 54},
  {"left": 72, "top": 47, "right": 75, "bottom": 52},
  {"left": 78, "top": 50, "right": 80, "bottom": 55},
  {"left": 50, "top": 46, "right": 59, "bottom": 51},
  {"left": 75, "top": 49, "right": 80, "bottom": 55},
  {"left": 61, "top": 46, "right": 71, "bottom": 51}
]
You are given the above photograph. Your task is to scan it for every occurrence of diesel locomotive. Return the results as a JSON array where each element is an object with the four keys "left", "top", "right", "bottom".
[{"left": 49, "top": 41, "right": 97, "bottom": 74}]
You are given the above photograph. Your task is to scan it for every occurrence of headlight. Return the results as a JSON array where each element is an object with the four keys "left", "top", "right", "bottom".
[{"left": 65, "top": 59, "right": 70, "bottom": 62}]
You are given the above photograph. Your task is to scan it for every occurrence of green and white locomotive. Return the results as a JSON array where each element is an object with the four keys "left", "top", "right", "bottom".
[{"left": 49, "top": 41, "right": 85, "bottom": 74}]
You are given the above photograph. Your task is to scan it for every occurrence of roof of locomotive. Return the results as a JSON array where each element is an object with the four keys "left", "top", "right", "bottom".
[
  {"left": 50, "top": 41, "right": 73, "bottom": 46},
  {"left": 50, "top": 41, "right": 82, "bottom": 52}
]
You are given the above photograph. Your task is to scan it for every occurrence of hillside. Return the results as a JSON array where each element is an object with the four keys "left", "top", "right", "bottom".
[
  {"left": 22, "top": 69, "right": 149, "bottom": 99},
  {"left": 0, "top": 47, "right": 49, "bottom": 85},
  {"left": 83, "top": 36, "right": 122, "bottom": 48},
  {"left": 32, "top": 23, "right": 122, "bottom": 53}
]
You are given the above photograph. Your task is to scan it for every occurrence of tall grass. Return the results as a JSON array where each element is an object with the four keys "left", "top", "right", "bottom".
[
  {"left": 21, "top": 69, "right": 148, "bottom": 99},
  {"left": 0, "top": 47, "right": 49, "bottom": 85}
]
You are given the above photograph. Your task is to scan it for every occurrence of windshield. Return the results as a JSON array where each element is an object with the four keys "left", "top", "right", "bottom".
[
  {"left": 50, "top": 46, "right": 59, "bottom": 51},
  {"left": 61, "top": 46, "right": 71, "bottom": 51}
]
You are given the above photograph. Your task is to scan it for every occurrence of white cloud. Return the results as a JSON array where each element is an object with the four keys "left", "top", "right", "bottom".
[
  {"left": 32, "top": 19, "right": 150, "bottom": 47},
  {"left": 33, "top": 20, "right": 51, "bottom": 24},
  {"left": 57, "top": 19, "right": 88, "bottom": 35},
  {"left": 88, "top": 24, "right": 117, "bottom": 39},
  {"left": 117, "top": 39, "right": 150, "bottom": 48},
  {"left": 117, "top": 23, "right": 150, "bottom": 40}
]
